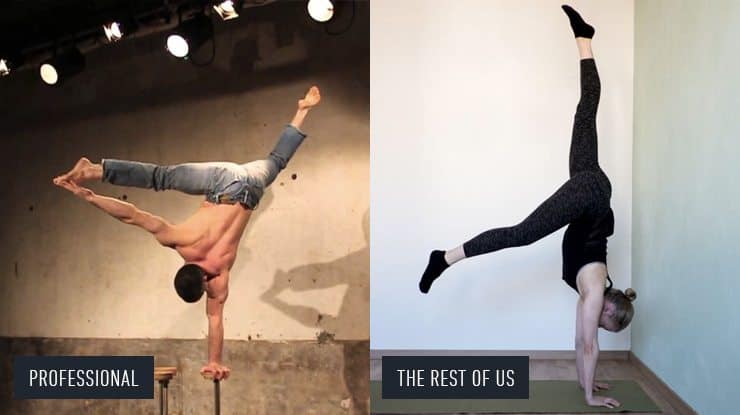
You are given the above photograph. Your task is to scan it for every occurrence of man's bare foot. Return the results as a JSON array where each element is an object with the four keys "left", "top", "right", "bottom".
[
  {"left": 53, "top": 157, "right": 102, "bottom": 185},
  {"left": 298, "top": 86, "right": 321, "bottom": 109}
]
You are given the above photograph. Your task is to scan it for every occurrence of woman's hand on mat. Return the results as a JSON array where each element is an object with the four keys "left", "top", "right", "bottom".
[
  {"left": 587, "top": 395, "right": 621, "bottom": 408},
  {"left": 200, "top": 362, "right": 231, "bottom": 380},
  {"left": 593, "top": 381, "right": 610, "bottom": 391},
  {"left": 581, "top": 381, "right": 611, "bottom": 392}
]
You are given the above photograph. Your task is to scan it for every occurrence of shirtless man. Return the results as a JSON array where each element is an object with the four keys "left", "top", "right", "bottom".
[{"left": 52, "top": 86, "right": 321, "bottom": 380}]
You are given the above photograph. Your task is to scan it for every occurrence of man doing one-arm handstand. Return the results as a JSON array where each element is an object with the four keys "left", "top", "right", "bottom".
[{"left": 53, "top": 86, "right": 321, "bottom": 380}]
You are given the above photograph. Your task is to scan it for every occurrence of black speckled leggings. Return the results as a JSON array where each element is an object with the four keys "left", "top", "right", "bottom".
[{"left": 462, "top": 59, "right": 611, "bottom": 257}]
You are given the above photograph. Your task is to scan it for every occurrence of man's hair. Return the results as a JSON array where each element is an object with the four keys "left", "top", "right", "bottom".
[{"left": 174, "top": 264, "right": 206, "bottom": 303}]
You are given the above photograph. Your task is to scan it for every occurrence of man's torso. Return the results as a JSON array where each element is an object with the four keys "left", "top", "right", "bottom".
[{"left": 174, "top": 201, "right": 253, "bottom": 275}]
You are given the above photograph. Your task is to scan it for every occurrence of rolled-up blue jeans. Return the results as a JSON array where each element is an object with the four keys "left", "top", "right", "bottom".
[{"left": 101, "top": 125, "right": 306, "bottom": 210}]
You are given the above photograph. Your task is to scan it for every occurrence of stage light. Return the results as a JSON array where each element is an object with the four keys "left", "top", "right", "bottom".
[
  {"left": 166, "top": 14, "right": 214, "bottom": 59},
  {"left": 0, "top": 59, "right": 10, "bottom": 76},
  {"left": 39, "top": 63, "right": 58, "bottom": 84},
  {"left": 166, "top": 35, "right": 189, "bottom": 58},
  {"left": 103, "top": 18, "right": 139, "bottom": 43},
  {"left": 213, "top": 1, "right": 239, "bottom": 21},
  {"left": 40, "top": 48, "right": 85, "bottom": 85},
  {"left": 103, "top": 22, "right": 124, "bottom": 42},
  {"left": 307, "top": 0, "right": 334, "bottom": 22},
  {"left": 0, "top": 52, "right": 23, "bottom": 76}
]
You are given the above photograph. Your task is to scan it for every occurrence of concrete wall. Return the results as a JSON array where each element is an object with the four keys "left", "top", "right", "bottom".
[
  {"left": 632, "top": 1, "right": 740, "bottom": 413},
  {"left": 0, "top": 2, "right": 368, "bottom": 413},
  {"left": 0, "top": 1, "right": 369, "bottom": 342},
  {"left": 371, "top": 0, "right": 634, "bottom": 350}
]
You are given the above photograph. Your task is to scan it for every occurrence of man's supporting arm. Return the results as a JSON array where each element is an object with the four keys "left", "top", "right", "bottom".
[
  {"left": 202, "top": 278, "right": 230, "bottom": 380},
  {"left": 207, "top": 297, "right": 225, "bottom": 362}
]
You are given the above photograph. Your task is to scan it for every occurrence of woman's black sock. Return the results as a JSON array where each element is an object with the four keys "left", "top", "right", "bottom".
[
  {"left": 419, "top": 250, "right": 449, "bottom": 294},
  {"left": 562, "top": 5, "right": 595, "bottom": 39}
]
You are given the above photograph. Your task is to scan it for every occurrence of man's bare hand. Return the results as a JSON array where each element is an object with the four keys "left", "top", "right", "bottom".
[
  {"left": 55, "top": 179, "right": 95, "bottom": 201},
  {"left": 298, "top": 86, "right": 321, "bottom": 109},
  {"left": 200, "top": 362, "right": 231, "bottom": 381}
]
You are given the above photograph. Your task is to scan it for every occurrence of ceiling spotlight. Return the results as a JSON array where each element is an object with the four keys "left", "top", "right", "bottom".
[
  {"left": 166, "top": 14, "right": 214, "bottom": 59},
  {"left": 0, "top": 52, "right": 23, "bottom": 76},
  {"left": 213, "top": 1, "right": 240, "bottom": 21},
  {"left": 166, "top": 35, "right": 189, "bottom": 59},
  {"left": 0, "top": 59, "right": 10, "bottom": 76},
  {"left": 103, "top": 18, "right": 138, "bottom": 43},
  {"left": 103, "top": 22, "right": 124, "bottom": 42},
  {"left": 40, "top": 48, "right": 85, "bottom": 85},
  {"left": 307, "top": 0, "right": 334, "bottom": 22}
]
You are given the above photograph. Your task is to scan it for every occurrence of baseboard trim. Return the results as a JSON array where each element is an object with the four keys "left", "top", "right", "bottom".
[
  {"left": 370, "top": 349, "right": 630, "bottom": 360},
  {"left": 629, "top": 351, "right": 698, "bottom": 415}
]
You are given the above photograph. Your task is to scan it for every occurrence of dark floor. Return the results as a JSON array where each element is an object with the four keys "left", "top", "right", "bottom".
[
  {"left": 1, "top": 337, "right": 370, "bottom": 415},
  {"left": 370, "top": 354, "right": 694, "bottom": 415}
]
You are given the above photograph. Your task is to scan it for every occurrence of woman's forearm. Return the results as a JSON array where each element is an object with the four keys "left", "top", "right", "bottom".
[
  {"left": 576, "top": 342, "right": 585, "bottom": 387},
  {"left": 582, "top": 341, "right": 599, "bottom": 400}
]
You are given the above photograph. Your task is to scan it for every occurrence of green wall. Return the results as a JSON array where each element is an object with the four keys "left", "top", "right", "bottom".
[{"left": 632, "top": 1, "right": 740, "bottom": 413}]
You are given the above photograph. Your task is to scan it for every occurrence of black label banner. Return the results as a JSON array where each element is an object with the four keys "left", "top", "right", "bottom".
[
  {"left": 13, "top": 356, "right": 154, "bottom": 399},
  {"left": 382, "top": 356, "right": 529, "bottom": 399}
]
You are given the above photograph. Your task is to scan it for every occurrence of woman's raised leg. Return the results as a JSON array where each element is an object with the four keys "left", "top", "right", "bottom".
[{"left": 564, "top": 6, "right": 602, "bottom": 177}]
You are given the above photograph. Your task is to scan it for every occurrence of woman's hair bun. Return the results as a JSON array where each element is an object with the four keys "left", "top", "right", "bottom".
[{"left": 624, "top": 288, "right": 637, "bottom": 302}]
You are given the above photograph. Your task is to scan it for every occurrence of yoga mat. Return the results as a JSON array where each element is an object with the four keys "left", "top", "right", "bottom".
[{"left": 371, "top": 380, "right": 661, "bottom": 413}]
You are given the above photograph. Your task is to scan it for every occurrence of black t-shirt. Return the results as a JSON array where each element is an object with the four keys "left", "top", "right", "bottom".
[{"left": 562, "top": 207, "right": 614, "bottom": 292}]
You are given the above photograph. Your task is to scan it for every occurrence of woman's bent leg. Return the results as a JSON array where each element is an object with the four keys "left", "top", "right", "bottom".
[{"left": 420, "top": 174, "right": 600, "bottom": 293}]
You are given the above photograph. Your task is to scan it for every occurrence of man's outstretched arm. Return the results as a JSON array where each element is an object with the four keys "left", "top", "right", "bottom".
[{"left": 55, "top": 180, "right": 177, "bottom": 247}]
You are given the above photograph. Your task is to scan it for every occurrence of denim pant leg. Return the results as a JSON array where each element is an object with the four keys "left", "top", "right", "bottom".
[
  {"left": 102, "top": 159, "right": 221, "bottom": 195},
  {"left": 266, "top": 124, "right": 307, "bottom": 175},
  {"left": 239, "top": 125, "right": 307, "bottom": 207}
]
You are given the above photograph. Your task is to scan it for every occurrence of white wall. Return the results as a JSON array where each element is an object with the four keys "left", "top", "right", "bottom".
[
  {"left": 632, "top": 1, "right": 740, "bottom": 413},
  {"left": 371, "top": 0, "right": 633, "bottom": 350}
]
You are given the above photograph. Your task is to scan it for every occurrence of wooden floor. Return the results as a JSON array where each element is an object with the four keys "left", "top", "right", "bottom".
[{"left": 370, "top": 357, "right": 693, "bottom": 415}]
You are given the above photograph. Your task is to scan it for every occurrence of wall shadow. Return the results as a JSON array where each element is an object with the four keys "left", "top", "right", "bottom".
[{"left": 260, "top": 209, "right": 369, "bottom": 413}]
